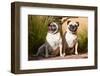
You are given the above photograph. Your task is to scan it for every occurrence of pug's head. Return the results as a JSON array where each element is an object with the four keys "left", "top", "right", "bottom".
[
  {"left": 67, "top": 20, "right": 79, "bottom": 33},
  {"left": 48, "top": 22, "right": 58, "bottom": 34}
]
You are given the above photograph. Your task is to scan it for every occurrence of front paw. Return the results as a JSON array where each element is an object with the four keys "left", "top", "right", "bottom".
[
  {"left": 45, "top": 54, "right": 49, "bottom": 57},
  {"left": 60, "top": 53, "right": 65, "bottom": 57},
  {"left": 75, "top": 52, "right": 78, "bottom": 55}
]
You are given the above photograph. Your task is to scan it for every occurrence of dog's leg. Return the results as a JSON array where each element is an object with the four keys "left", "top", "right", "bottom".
[
  {"left": 59, "top": 44, "right": 63, "bottom": 57},
  {"left": 63, "top": 42, "right": 66, "bottom": 56},
  {"left": 62, "top": 38, "right": 66, "bottom": 57},
  {"left": 36, "top": 44, "right": 45, "bottom": 56},
  {"left": 45, "top": 45, "right": 49, "bottom": 57},
  {"left": 36, "top": 47, "right": 42, "bottom": 56},
  {"left": 75, "top": 42, "right": 78, "bottom": 55}
]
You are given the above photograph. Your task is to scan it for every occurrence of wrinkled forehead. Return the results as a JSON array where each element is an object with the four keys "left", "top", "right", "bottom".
[
  {"left": 50, "top": 22, "right": 58, "bottom": 26},
  {"left": 49, "top": 22, "right": 58, "bottom": 28},
  {"left": 68, "top": 21, "right": 78, "bottom": 25}
]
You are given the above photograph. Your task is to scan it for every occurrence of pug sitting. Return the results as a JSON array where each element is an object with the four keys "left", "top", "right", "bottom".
[
  {"left": 62, "top": 20, "right": 79, "bottom": 56},
  {"left": 36, "top": 22, "right": 63, "bottom": 57}
]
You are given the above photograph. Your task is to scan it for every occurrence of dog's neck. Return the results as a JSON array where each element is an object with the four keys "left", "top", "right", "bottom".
[
  {"left": 67, "top": 30, "right": 77, "bottom": 35},
  {"left": 48, "top": 30, "right": 59, "bottom": 34}
]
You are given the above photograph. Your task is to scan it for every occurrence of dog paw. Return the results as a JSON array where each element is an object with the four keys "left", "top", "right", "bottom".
[
  {"left": 60, "top": 53, "right": 65, "bottom": 57},
  {"left": 45, "top": 55, "right": 49, "bottom": 58},
  {"left": 75, "top": 52, "right": 78, "bottom": 55}
]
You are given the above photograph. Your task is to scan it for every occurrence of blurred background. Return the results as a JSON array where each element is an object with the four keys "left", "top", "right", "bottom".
[{"left": 28, "top": 15, "right": 88, "bottom": 60}]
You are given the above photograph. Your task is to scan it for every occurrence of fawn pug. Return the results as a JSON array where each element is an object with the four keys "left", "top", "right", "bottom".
[{"left": 62, "top": 19, "right": 79, "bottom": 56}]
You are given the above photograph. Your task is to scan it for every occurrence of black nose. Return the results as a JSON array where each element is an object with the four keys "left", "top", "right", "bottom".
[
  {"left": 52, "top": 25, "right": 56, "bottom": 30},
  {"left": 70, "top": 25, "right": 74, "bottom": 29},
  {"left": 69, "top": 25, "right": 77, "bottom": 32}
]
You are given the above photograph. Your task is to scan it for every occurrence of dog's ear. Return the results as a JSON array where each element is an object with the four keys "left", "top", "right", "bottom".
[
  {"left": 76, "top": 22, "right": 79, "bottom": 27},
  {"left": 48, "top": 22, "right": 51, "bottom": 26},
  {"left": 61, "top": 17, "right": 68, "bottom": 23},
  {"left": 67, "top": 20, "right": 71, "bottom": 25}
]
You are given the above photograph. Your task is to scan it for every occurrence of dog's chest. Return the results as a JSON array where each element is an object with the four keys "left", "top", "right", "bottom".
[
  {"left": 65, "top": 32, "right": 77, "bottom": 48},
  {"left": 46, "top": 32, "right": 61, "bottom": 49}
]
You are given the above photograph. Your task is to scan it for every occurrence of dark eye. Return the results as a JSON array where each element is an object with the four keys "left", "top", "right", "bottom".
[
  {"left": 53, "top": 25, "right": 55, "bottom": 27},
  {"left": 52, "top": 25, "right": 55, "bottom": 28},
  {"left": 74, "top": 25, "right": 77, "bottom": 27}
]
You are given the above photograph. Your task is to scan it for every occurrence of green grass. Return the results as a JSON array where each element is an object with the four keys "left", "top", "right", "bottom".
[{"left": 78, "top": 29, "right": 88, "bottom": 53}]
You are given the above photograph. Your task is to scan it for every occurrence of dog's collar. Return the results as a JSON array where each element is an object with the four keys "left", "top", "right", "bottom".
[
  {"left": 67, "top": 30, "right": 77, "bottom": 34},
  {"left": 53, "top": 30, "right": 59, "bottom": 34}
]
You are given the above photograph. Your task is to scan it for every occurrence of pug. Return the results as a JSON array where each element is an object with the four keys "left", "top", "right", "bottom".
[
  {"left": 62, "top": 20, "right": 79, "bottom": 56},
  {"left": 36, "top": 22, "right": 63, "bottom": 57}
]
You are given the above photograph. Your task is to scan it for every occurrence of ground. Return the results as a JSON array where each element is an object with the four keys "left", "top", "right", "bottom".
[{"left": 29, "top": 53, "right": 88, "bottom": 61}]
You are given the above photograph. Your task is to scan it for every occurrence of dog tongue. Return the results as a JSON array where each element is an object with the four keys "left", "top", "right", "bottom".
[{"left": 48, "top": 26, "right": 51, "bottom": 31}]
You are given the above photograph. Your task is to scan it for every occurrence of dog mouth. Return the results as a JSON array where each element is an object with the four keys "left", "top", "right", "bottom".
[
  {"left": 68, "top": 25, "right": 78, "bottom": 33},
  {"left": 48, "top": 25, "right": 57, "bottom": 32}
]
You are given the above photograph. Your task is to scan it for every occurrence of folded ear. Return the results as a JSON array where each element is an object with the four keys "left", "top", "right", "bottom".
[
  {"left": 67, "top": 20, "right": 71, "bottom": 25},
  {"left": 76, "top": 22, "right": 79, "bottom": 27},
  {"left": 48, "top": 23, "right": 51, "bottom": 26},
  {"left": 48, "top": 22, "right": 52, "bottom": 26},
  {"left": 61, "top": 17, "right": 68, "bottom": 23}
]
